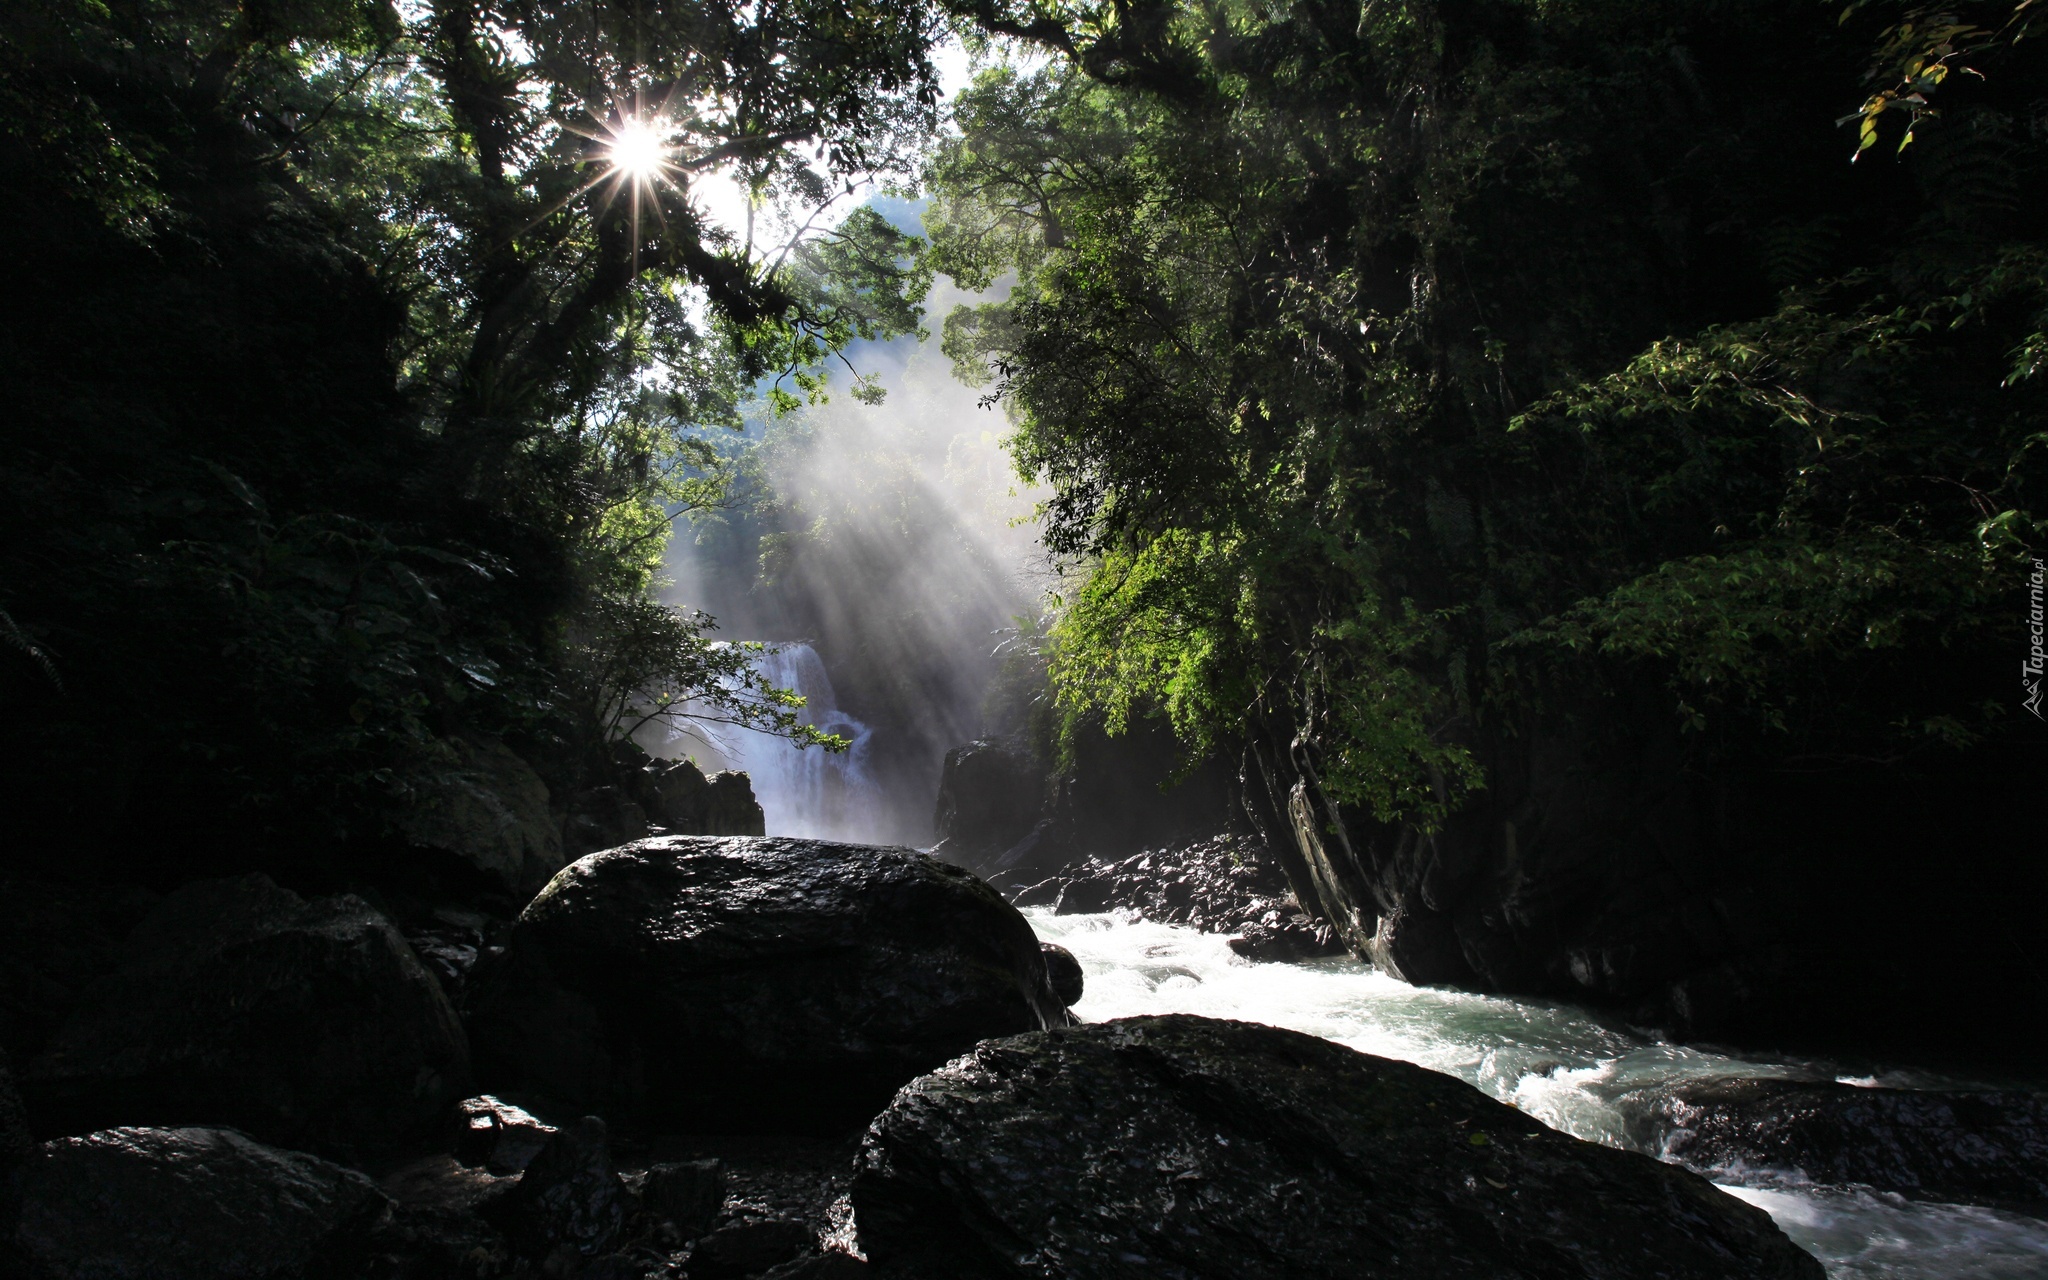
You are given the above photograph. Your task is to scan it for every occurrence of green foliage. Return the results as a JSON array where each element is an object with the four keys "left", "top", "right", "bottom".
[
  {"left": 925, "top": 0, "right": 2046, "bottom": 824},
  {"left": 0, "top": 0, "right": 940, "bottom": 858}
]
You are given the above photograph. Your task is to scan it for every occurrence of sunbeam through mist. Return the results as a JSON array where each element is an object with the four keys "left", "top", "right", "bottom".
[{"left": 650, "top": 273, "right": 1049, "bottom": 844}]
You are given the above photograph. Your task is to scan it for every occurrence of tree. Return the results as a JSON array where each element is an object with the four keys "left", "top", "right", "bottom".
[
  {"left": 0, "top": 0, "right": 948, "bottom": 867},
  {"left": 921, "top": 0, "right": 2046, "bottom": 1023}
]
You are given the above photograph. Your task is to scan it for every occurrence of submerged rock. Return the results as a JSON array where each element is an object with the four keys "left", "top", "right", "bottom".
[
  {"left": 24, "top": 874, "right": 470, "bottom": 1158},
  {"left": 852, "top": 1015, "right": 1824, "bottom": 1280},
  {"left": 17, "top": 1125, "right": 390, "bottom": 1280},
  {"left": 468, "top": 837, "right": 1071, "bottom": 1133},
  {"left": 1622, "top": 1076, "right": 2048, "bottom": 1212}
]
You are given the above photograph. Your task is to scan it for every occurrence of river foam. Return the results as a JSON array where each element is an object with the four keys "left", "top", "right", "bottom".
[{"left": 1027, "top": 908, "right": 2048, "bottom": 1280}]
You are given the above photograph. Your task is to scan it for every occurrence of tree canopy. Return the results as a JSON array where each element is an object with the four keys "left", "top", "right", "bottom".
[
  {"left": 927, "top": 0, "right": 2047, "bottom": 822},
  {"left": 0, "top": 0, "right": 949, "bottom": 867}
]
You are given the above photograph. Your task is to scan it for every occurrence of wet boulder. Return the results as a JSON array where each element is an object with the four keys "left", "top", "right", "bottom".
[
  {"left": 1039, "top": 944, "right": 1083, "bottom": 1008},
  {"left": 25, "top": 875, "right": 469, "bottom": 1158},
  {"left": 852, "top": 1015, "right": 1825, "bottom": 1280},
  {"left": 763, "top": 1254, "right": 869, "bottom": 1280},
  {"left": 467, "top": 837, "right": 1070, "bottom": 1133},
  {"left": 1623, "top": 1076, "right": 2048, "bottom": 1212},
  {"left": 17, "top": 1125, "right": 390, "bottom": 1280}
]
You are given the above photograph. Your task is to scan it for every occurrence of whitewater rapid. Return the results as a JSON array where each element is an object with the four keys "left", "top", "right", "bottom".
[{"left": 1026, "top": 909, "right": 2048, "bottom": 1280}]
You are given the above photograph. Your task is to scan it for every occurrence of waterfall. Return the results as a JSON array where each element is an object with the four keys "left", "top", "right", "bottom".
[{"left": 675, "top": 643, "right": 885, "bottom": 842}]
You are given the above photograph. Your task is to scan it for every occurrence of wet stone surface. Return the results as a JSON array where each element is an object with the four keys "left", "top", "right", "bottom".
[
  {"left": 853, "top": 1014, "right": 1826, "bottom": 1280},
  {"left": 1012, "top": 834, "right": 1345, "bottom": 962}
]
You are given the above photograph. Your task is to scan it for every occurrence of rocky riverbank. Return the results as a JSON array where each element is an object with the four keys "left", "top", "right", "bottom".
[{"left": 1, "top": 834, "right": 1857, "bottom": 1279}]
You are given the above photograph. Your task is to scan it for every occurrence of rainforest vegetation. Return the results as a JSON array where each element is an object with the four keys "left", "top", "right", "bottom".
[
  {"left": 931, "top": 0, "right": 2048, "bottom": 825},
  {"left": 1, "top": 0, "right": 2042, "bottom": 880}
]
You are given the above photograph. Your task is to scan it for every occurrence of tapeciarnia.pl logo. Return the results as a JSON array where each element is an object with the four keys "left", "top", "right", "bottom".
[{"left": 2027, "top": 557, "right": 2046, "bottom": 720}]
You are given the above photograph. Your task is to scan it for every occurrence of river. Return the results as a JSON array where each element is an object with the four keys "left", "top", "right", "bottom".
[{"left": 1025, "top": 908, "right": 2048, "bottom": 1279}]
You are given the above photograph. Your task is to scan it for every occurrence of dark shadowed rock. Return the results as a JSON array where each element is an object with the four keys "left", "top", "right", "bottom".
[
  {"left": 762, "top": 1252, "right": 869, "bottom": 1280},
  {"left": 852, "top": 1015, "right": 1825, "bottom": 1280},
  {"left": 637, "top": 756, "right": 767, "bottom": 837},
  {"left": 564, "top": 785, "right": 654, "bottom": 859},
  {"left": 404, "top": 923, "right": 483, "bottom": 998},
  {"left": 689, "top": 1217, "right": 816, "bottom": 1278},
  {"left": 453, "top": 1094, "right": 557, "bottom": 1176},
  {"left": 468, "top": 837, "right": 1070, "bottom": 1132},
  {"left": 1, "top": 1048, "right": 27, "bottom": 1265},
  {"left": 398, "top": 735, "right": 566, "bottom": 895},
  {"left": 1039, "top": 943, "right": 1083, "bottom": 1007},
  {"left": 372, "top": 1154, "right": 523, "bottom": 1277},
  {"left": 25, "top": 875, "right": 469, "bottom": 1158},
  {"left": 932, "top": 742, "right": 1041, "bottom": 862},
  {"left": 643, "top": 1157, "right": 726, "bottom": 1237},
  {"left": 17, "top": 1125, "right": 390, "bottom": 1280},
  {"left": 1620, "top": 1076, "right": 2048, "bottom": 1212},
  {"left": 482, "top": 1114, "right": 627, "bottom": 1261}
]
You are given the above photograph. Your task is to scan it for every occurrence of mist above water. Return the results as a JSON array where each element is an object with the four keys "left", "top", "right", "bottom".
[{"left": 658, "top": 275, "right": 1049, "bottom": 843}]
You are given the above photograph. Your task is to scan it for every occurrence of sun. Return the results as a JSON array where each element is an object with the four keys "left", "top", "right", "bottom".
[{"left": 607, "top": 117, "right": 668, "bottom": 182}]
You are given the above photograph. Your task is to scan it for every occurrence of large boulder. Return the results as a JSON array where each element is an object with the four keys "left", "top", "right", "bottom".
[
  {"left": 25, "top": 875, "right": 470, "bottom": 1158},
  {"left": 852, "top": 1015, "right": 1824, "bottom": 1280},
  {"left": 17, "top": 1125, "right": 390, "bottom": 1280},
  {"left": 467, "top": 837, "right": 1070, "bottom": 1133},
  {"left": 398, "top": 735, "right": 566, "bottom": 895},
  {"left": 1620, "top": 1076, "right": 2048, "bottom": 1213}
]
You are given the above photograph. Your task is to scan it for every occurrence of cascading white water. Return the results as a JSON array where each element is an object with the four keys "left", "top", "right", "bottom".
[
  {"left": 1028, "top": 909, "right": 2048, "bottom": 1280},
  {"left": 719, "top": 643, "right": 886, "bottom": 841}
]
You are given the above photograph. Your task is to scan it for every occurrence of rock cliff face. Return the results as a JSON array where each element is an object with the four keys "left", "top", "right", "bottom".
[
  {"left": 930, "top": 723, "right": 1239, "bottom": 890},
  {"left": 467, "top": 837, "right": 1073, "bottom": 1133},
  {"left": 852, "top": 1015, "right": 1824, "bottom": 1280},
  {"left": 1242, "top": 713, "right": 2046, "bottom": 1058}
]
